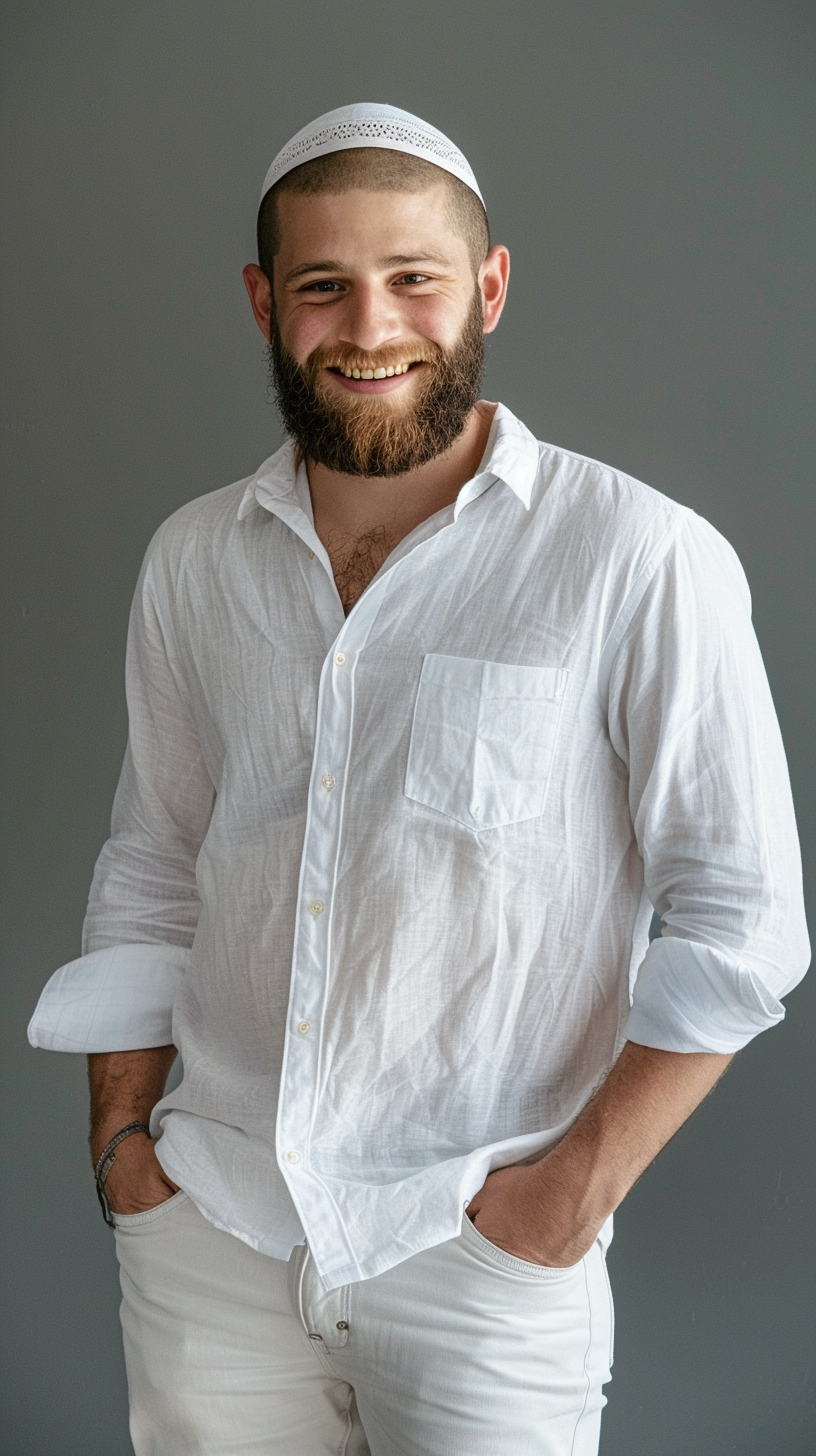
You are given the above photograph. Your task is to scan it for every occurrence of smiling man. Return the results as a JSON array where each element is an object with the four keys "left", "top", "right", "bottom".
[{"left": 29, "top": 104, "right": 809, "bottom": 1456}]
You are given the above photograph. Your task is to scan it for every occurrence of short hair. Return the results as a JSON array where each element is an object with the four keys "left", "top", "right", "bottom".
[{"left": 257, "top": 147, "right": 490, "bottom": 281}]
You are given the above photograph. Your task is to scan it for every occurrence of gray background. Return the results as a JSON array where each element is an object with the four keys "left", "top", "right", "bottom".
[{"left": 2, "top": 3, "right": 813, "bottom": 1452}]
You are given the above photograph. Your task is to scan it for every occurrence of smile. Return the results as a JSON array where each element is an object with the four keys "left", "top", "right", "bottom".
[{"left": 329, "top": 362, "right": 423, "bottom": 380}]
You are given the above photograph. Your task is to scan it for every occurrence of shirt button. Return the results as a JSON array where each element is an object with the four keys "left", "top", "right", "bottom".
[
  {"left": 308, "top": 900, "right": 324, "bottom": 916},
  {"left": 336, "top": 1320, "right": 349, "bottom": 1331},
  {"left": 285, "top": 1150, "right": 300, "bottom": 1164},
  {"left": 334, "top": 652, "right": 346, "bottom": 666},
  {"left": 321, "top": 774, "right": 336, "bottom": 790},
  {"left": 297, "top": 1020, "right": 312, "bottom": 1035}
]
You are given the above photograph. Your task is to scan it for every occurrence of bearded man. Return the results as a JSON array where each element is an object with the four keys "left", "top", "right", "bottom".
[{"left": 29, "top": 104, "right": 809, "bottom": 1456}]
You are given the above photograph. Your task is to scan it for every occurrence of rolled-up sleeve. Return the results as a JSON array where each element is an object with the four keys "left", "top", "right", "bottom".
[
  {"left": 27, "top": 944, "right": 191, "bottom": 1052},
  {"left": 607, "top": 511, "right": 810, "bottom": 1053},
  {"left": 28, "top": 530, "right": 216, "bottom": 1053}
]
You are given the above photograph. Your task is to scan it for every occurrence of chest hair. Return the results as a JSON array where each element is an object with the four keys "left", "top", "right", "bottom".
[{"left": 325, "top": 525, "right": 397, "bottom": 614}]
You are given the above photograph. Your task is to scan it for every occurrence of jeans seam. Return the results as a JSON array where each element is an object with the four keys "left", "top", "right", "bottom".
[
  {"left": 337, "top": 1389, "right": 358, "bottom": 1456},
  {"left": 569, "top": 1250, "right": 594, "bottom": 1456},
  {"left": 602, "top": 1251, "right": 615, "bottom": 1369}
]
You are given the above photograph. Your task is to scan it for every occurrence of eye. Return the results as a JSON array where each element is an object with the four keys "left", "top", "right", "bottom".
[
  {"left": 300, "top": 280, "right": 343, "bottom": 293},
  {"left": 397, "top": 273, "right": 430, "bottom": 285}
]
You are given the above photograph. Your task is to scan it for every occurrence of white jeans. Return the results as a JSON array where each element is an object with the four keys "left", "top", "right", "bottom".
[{"left": 114, "top": 1191, "right": 614, "bottom": 1455}]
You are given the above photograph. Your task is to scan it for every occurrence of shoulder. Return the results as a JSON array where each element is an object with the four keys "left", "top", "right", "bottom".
[
  {"left": 134, "top": 462, "right": 277, "bottom": 612},
  {"left": 535, "top": 438, "right": 682, "bottom": 537},
  {"left": 532, "top": 437, "right": 744, "bottom": 588},
  {"left": 144, "top": 477, "right": 252, "bottom": 568}
]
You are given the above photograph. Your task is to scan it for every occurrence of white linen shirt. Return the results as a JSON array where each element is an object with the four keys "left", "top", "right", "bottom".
[{"left": 29, "top": 403, "right": 809, "bottom": 1289}]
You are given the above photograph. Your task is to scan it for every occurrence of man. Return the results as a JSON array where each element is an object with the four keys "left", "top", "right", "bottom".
[{"left": 29, "top": 103, "right": 809, "bottom": 1455}]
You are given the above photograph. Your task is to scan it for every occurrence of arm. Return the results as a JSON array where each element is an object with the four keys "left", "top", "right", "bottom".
[
  {"left": 473, "top": 513, "right": 807, "bottom": 1263},
  {"left": 28, "top": 526, "right": 216, "bottom": 1057},
  {"left": 28, "top": 524, "right": 216, "bottom": 1218},
  {"left": 89, "top": 1047, "right": 180, "bottom": 1215},
  {"left": 468, "top": 1040, "right": 734, "bottom": 1265}
]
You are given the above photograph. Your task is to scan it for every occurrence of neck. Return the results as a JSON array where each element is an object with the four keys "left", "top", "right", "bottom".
[{"left": 306, "top": 401, "right": 496, "bottom": 550}]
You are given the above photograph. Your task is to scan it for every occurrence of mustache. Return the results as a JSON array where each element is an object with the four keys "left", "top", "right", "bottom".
[{"left": 303, "top": 341, "right": 441, "bottom": 380}]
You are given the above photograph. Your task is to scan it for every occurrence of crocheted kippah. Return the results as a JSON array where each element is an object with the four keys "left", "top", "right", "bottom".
[{"left": 259, "top": 103, "right": 483, "bottom": 206}]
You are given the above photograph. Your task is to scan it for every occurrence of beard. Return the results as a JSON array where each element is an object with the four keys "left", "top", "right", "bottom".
[{"left": 268, "top": 287, "right": 485, "bottom": 478}]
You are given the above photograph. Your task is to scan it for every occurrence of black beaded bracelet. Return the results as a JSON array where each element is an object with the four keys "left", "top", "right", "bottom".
[{"left": 94, "top": 1121, "right": 151, "bottom": 1227}]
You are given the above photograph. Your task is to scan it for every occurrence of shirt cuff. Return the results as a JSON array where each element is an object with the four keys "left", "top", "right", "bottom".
[
  {"left": 27, "top": 943, "right": 190, "bottom": 1052},
  {"left": 623, "top": 936, "right": 786, "bottom": 1054}
]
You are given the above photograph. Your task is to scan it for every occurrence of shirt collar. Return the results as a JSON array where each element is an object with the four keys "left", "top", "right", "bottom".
[
  {"left": 236, "top": 401, "right": 539, "bottom": 523},
  {"left": 237, "top": 437, "right": 301, "bottom": 521},
  {"left": 453, "top": 402, "right": 539, "bottom": 516}
]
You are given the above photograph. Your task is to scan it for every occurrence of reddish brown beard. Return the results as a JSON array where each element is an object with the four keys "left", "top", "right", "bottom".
[{"left": 268, "top": 288, "right": 485, "bottom": 477}]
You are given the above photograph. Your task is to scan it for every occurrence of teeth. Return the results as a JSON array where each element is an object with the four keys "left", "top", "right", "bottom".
[{"left": 337, "top": 361, "right": 419, "bottom": 379}]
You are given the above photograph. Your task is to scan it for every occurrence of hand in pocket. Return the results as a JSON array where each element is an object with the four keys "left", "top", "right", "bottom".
[{"left": 101, "top": 1133, "right": 180, "bottom": 1216}]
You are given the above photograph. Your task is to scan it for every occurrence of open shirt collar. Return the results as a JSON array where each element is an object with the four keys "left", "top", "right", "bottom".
[{"left": 236, "top": 402, "right": 539, "bottom": 524}]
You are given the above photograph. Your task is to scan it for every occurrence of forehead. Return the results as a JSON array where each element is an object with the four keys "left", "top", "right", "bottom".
[{"left": 275, "top": 184, "right": 469, "bottom": 267}]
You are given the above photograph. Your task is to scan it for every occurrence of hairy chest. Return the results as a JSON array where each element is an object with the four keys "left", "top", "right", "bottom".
[{"left": 325, "top": 524, "right": 398, "bottom": 613}]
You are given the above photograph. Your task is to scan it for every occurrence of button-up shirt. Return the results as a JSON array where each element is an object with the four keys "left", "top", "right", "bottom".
[{"left": 28, "top": 403, "right": 809, "bottom": 1288}]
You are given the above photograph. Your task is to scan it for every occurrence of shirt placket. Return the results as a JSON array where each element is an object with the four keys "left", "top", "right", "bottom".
[
  {"left": 274, "top": 557, "right": 408, "bottom": 1274},
  {"left": 268, "top": 477, "right": 498, "bottom": 1276}
]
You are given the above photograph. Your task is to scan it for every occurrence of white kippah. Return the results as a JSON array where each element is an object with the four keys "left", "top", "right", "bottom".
[{"left": 259, "top": 103, "right": 484, "bottom": 207}]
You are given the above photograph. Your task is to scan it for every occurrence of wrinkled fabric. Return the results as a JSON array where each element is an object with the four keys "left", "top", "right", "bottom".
[
  {"left": 115, "top": 1192, "right": 612, "bottom": 1456},
  {"left": 28, "top": 404, "right": 809, "bottom": 1288}
]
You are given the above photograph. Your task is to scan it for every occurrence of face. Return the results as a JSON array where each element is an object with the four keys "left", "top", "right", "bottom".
[{"left": 244, "top": 183, "right": 509, "bottom": 477}]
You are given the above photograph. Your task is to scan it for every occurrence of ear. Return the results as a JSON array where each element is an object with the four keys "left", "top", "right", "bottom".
[
  {"left": 478, "top": 246, "right": 510, "bottom": 335},
  {"left": 242, "top": 264, "right": 273, "bottom": 342}
]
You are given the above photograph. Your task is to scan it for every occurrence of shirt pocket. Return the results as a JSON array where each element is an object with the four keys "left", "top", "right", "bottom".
[{"left": 405, "top": 654, "right": 569, "bottom": 830}]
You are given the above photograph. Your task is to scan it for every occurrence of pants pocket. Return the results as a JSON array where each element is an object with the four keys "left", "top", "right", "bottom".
[
  {"left": 461, "top": 1209, "right": 585, "bottom": 1281},
  {"left": 112, "top": 1189, "right": 188, "bottom": 1230}
]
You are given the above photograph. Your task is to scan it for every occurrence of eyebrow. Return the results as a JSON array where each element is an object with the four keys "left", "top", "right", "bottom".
[
  {"left": 284, "top": 260, "right": 344, "bottom": 282},
  {"left": 381, "top": 252, "right": 455, "bottom": 269},
  {"left": 283, "top": 251, "right": 455, "bottom": 284}
]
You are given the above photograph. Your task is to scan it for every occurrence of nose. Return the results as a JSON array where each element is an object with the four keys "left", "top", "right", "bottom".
[{"left": 339, "top": 280, "right": 401, "bottom": 353}]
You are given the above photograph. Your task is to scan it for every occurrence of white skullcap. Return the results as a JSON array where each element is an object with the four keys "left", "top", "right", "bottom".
[{"left": 259, "top": 103, "right": 484, "bottom": 207}]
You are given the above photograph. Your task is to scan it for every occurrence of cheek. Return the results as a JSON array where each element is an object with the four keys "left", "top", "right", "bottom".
[
  {"left": 277, "top": 306, "right": 334, "bottom": 363},
  {"left": 404, "top": 294, "right": 470, "bottom": 350}
]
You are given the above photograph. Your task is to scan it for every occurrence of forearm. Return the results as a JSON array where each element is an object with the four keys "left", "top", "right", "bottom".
[
  {"left": 88, "top": 1046, "right": 177, "bottom": 1163},
  {"left": 536, "top": 1039, "right": 735, "bottom": 1234}
]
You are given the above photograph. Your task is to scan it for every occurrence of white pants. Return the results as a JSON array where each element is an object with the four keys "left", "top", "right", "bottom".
[{"left": 114, "top": 1190, "right": 614, "bottom": 1455}]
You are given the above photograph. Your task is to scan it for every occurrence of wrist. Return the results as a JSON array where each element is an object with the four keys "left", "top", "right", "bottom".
[
  {"left": 90, "top": 1118, "right": 152, "bottom": 1167},
  {"left": 530, "top": 1133, "right": 624, "bottom": 1236},
  {"left": 93, "top": 1121, "right": 153, "bottom": 1227}
]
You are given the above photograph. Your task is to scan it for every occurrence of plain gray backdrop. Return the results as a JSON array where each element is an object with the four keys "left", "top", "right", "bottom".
[{"left": 2, "top": 3, "right": 814, "bottom": 1452}]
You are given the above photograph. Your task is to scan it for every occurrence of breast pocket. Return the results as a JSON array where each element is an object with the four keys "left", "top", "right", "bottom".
[{"left": 405, "top": 655, "right": 568, "bottom": 830}]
